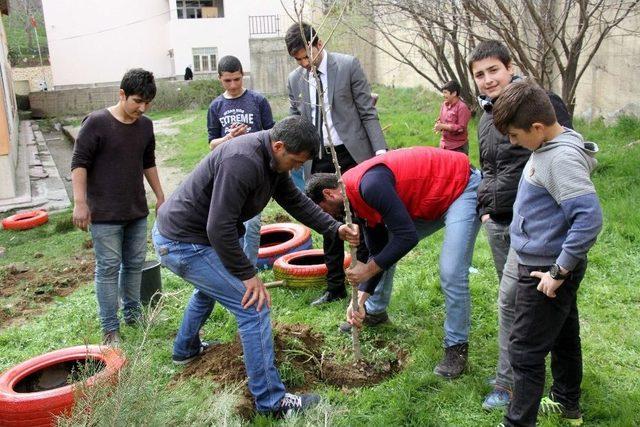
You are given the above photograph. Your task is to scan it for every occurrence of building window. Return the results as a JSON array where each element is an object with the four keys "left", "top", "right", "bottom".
[
  {"left": 192, "top": 47, "right": 218, "bottom": 73},
  {"left": 176, "top": 0, "right": 224, "bottom": 19}
]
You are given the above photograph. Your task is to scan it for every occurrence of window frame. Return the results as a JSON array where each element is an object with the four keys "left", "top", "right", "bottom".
[
  {"left": 192, "top": 47, "right": 218, "bottom": 74},
  {"left": 176, "top": 0, "right": 224, "bottom": 19}
]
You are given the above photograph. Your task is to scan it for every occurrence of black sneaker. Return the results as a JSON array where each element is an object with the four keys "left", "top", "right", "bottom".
[
  {"left": 102, "top": 330, "right": 121, "bottom": 347},
  {"left": 124, "top": 313, "right": 142, "bottom": 327},
  {"left": 433, "top": 342, "right": 468, "bottom": 379},
  {"left": 172, "top": 341, "right": 211, "bottom": 365},
  {"left": 277, "top": 392, "right": 320, "bottom": 417},
  {"left": 339, "top": 310, "right": 389, "bottom": 333},
  {"left": 311, "top": 291, "right": 347, "bottom": 306}
]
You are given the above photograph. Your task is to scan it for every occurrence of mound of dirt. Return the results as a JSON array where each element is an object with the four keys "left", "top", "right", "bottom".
[
  {"left": 0, "top": 255, "right": 94, "bottom": 328},
  {"left": 262, "top": 212, "right": 293, "bottom": 225},
  {"left": 175, "top": 323, "right": 406, "bottom": 417}
]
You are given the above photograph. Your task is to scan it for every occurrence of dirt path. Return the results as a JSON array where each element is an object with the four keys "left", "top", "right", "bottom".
[{"left": 145, "top": 117, "right": 196, "bottom": 201}]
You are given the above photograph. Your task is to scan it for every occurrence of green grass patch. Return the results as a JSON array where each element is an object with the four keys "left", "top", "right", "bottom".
[
  {"left": 1, "top": 89, "right": 638, "bottom": 426},
  {"left": 0, "top": 210, "right": 87, "bottom": 266}
]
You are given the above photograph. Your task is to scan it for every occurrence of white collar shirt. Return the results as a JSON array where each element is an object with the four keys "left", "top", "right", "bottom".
[{"left": 309, "top": 50, "right": 344, "bottom": 147}]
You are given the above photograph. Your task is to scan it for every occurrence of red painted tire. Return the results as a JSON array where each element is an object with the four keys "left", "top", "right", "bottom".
[
  {"left": 1, "top": 210, "right": 48, "bottom": 231},
  {"left": 257, "top": 223, "right": 312, "bottom": 270},
  {"left": 273, "top": 249, "right": 352, "bottom": 288},
  {"left": 0, "top": 345, "right": 126, "bottom": 427}
]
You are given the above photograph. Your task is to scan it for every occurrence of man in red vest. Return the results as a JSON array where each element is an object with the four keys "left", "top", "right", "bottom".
[{"left": 306, "top": 146, "right": 481, "bottom": 378}]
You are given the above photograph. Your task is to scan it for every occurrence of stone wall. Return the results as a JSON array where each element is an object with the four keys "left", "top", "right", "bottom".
[
  {"left": 566, "top": 14, "right": 640, "bottom": 120},
  {"left": 324, "top": 17, "right": 377, "bottom": 84},
  {"left": 372, "top": 12, "right": 640, "bottom": 120}
]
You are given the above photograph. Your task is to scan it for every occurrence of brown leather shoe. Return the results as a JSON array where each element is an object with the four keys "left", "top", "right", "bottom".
[{"left": 433, "top": 343, "right": 468, "bottom": 379}]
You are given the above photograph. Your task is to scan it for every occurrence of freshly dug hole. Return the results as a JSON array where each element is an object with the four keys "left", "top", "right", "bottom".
[{"left": 175, "top": 323, "right": 406, "bottom": 416}]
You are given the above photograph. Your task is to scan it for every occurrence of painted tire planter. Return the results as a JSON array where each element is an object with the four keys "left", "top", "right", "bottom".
[
  {"left": 256, "top": 223, "right": 312, "bottom": 270},
  {"left": 1, "top": 210, "right": 48, "bottom": 231},
  {"left": 273, "top": 249, "right": 352, "bottom": 288},
  {"left": 0, "top": 345, "right": 126, "bottom": 427}
]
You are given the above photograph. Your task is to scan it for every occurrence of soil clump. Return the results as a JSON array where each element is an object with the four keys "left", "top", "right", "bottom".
[{"left": 0, "top": 254, "right": 94, "bottom": 328}]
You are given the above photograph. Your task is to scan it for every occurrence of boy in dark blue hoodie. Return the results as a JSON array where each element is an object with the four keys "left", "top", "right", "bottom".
[{"left": 492, "top": 81, "right": 602, "bottom": 427}]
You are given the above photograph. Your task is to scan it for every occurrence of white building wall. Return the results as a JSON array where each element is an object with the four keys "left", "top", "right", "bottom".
[
  {"left": 168, "top": 0, "right": 285, "bottom": 78},
  {"left": 42, "top": 0, "right": 287, "bottom": 87},
  {"left": 0, "top": 19, "right": 19, "bottom": 200},
  {"left": 42, "top": 0, "right": 172, "bottom": 88}
]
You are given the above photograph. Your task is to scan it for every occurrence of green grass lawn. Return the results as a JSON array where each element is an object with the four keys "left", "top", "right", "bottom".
[{"left": 1, "top": 88, "right": 638, "bottom": 426}]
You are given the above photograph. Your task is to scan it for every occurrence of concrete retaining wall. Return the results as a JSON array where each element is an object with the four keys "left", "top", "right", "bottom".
[
  {"left": 249, "top": 37, "right": 297, "bottom": 96},
  {"left": 12, "top": 66, "right": 53, "bottom": 95},
  {"left": 248, "top": 33, "right": 377, "bottom": 97},
  {"left": 27, "top": 79, "right": 215, "bottom": 118},
  {"left": 29, "top": 86, "right": 120, "bottom": 118}
]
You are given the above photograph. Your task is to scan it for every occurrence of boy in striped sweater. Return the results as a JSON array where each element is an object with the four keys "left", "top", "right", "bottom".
[{"left": 492, "top": 80, "right": 602, "bottom": 427}]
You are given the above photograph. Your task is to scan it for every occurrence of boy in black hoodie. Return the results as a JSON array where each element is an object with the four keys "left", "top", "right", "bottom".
[{"left": 468, "top": 40, "right": 572, "bottom": 410}]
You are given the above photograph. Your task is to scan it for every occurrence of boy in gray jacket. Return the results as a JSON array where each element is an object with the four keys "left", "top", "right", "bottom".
[{"left": 492, "top": 81, "right": 602, "bottom": 427}]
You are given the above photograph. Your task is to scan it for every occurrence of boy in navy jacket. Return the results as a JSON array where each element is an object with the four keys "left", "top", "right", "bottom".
[{"left": 492, "top": 80, "right": 602, "bottom": 427}]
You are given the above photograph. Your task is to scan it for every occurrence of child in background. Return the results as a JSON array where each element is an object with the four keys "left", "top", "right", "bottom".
[{"left": 434, "top": 80, "right": 472, "bottom": 155}]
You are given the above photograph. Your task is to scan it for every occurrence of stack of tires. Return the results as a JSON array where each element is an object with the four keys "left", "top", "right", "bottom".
[
  {"left": 258, "top": 222, "right": 353, "bottom": 289},
  {"left": 256, "top": 223, "right": 312, "bottom": 270}
]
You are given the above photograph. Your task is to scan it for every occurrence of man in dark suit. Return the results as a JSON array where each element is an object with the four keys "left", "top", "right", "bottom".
[{"left": 285, "top": 22, "right": 388, "bottom": 307}]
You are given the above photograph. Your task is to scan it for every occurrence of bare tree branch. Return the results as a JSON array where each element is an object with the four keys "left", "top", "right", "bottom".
[{"left": 349, "top": 0, "right": 639, "bottom": 117}]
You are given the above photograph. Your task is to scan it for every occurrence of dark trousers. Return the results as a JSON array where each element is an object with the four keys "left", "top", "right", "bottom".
[
  {"left": 311, "top": 145, "right": 364, "bottom": 293},
  {"left": 451, "top": 142, "right": 469, "bottom": 155},
  {"left": 504, "top": 260, "right": 587, "bottom": 427}
]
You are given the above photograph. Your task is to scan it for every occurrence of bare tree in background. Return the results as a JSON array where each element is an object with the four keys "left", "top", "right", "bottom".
[
  {"left": 13, "top": 0, "right": 42, "bottom": 50},
  {"left": 464, "top": 0, "right": 640, "bottom": 116},
  {"left": 344, "top": 1, "right": 479, "bottom": 108},
  {"left": 348, "top": 0, "right": 640, "bottom": 117},
  {"left": 5, "top": 0, "right": 46, "bottom": 66}
]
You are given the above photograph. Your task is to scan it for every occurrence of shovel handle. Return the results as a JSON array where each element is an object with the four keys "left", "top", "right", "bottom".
[{"left": 264, "top": 280, "right": 285, "bottom": 289}]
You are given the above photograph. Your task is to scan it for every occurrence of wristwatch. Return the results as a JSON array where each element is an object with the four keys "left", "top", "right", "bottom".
[{"left": 549, "top": 263, "right": 569, "bottom": 280}]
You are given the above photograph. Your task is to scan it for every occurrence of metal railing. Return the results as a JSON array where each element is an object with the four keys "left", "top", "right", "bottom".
[{"left": 249, "top": 15, "right": 280, "bottom": 37}]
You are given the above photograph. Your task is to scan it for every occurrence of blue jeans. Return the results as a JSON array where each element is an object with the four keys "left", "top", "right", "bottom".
[
  {"left": 90, "top": 217, "right": 148, "bottom": 333},
  {"left": 365, "top": 170, "right": 481, "bottom": 347},
  {"left": 364, "top": 266, "right": 397, "bottom": 315},
  {"left": 242, "top": 214, "right": 261, "bottom": 267},
  {"left": 151, "top": 224, "right": 286, "bottom": 412}
]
